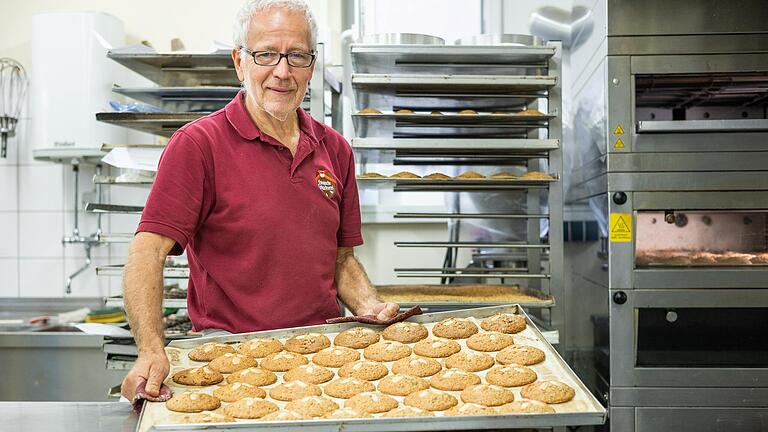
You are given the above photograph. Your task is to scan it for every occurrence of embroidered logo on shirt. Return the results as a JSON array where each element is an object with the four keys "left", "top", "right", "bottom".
[{"left": 315, "top": 168, "right": 337, "bottom": 199}]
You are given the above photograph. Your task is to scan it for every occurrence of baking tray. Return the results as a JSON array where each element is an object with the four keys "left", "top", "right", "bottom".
[
  {"left": 96, "top": 112, "right": 207, "bottom": 137},
  {"left": 107, "top": 51, "right": 238, "bottom": 87},
  {"left": 352, "top": 112, "right": 551, "bottom": 138},
  {"left": 376, "top": 285, "right": 555, "bottom": 309},
  {"left": 112, "top": 86, "right": 240, "bottom": 112},
  {"left": 137, "top": 305, "right": 606, "bottom": 431}
]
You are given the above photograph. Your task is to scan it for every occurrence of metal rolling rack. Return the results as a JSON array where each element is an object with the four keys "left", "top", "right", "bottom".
[{"left": 349, "top": 37, "right": 565, "bottom": 343}]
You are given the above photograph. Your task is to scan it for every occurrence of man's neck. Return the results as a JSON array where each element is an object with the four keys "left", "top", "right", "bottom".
[{"left": 245, "top": 94, "right": 300, "bottom": 152}]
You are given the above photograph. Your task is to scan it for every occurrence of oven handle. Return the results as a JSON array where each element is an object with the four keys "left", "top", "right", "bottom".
[{"left": 636, "top": 119, "right": 768, "bottom": 134}]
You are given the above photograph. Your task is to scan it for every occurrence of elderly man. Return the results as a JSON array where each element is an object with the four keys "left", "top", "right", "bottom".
[{"left": 121, "top": 0, "right": 398, "bottom": 401}]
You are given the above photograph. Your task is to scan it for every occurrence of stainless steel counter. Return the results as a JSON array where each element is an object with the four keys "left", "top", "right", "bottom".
[{"left": 1, "top": 402, "right": 137, "bottom": 432}]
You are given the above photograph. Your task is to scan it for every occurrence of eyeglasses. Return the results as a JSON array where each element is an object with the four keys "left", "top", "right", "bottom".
[{"left": 241, "top": 48, "right": 316, "bottom": 68}]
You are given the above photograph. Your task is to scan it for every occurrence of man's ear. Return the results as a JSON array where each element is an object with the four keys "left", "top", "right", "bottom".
[{"left": 232, "top": 48, "right": 246, "bottom": 82}]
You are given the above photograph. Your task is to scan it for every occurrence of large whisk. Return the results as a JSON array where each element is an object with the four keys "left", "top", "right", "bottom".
[{"left": 0, "top": 58, "right": 28, "bottom": 158}]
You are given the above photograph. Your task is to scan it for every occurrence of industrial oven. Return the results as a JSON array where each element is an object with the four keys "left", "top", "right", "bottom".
[{"left": 568, "top": 0, "right": 768, "bottom": 430}]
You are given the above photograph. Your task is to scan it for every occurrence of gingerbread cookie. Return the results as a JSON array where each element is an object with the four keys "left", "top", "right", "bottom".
[
  {"left": 208, "top": 353, "right": 258, "bottom": 374},
  {"left": 237, "top": 338, "right": 283, "bottom": 358},
  {"left": 520, "top": 380, "right": 575, "bottom": 404},
  {"left": 444, "top": 351, "right": 495, "bottom": 372},
  {"left": 269, "top": 381, "right": 322, "bottom": 401},
  {"left": 345, "top": 392, "right": 399, "bottom": 414},
  {"left": 480, "top": 313, "right": 527, "bottom": 334},
  {"left": 338, "top": 360, "right": 389, "bottom": 381},
  {"left": 404, "top": 389, "right": 458, "bottom": 411},
  {"left": 466, "top": 332, "right": 514, "bottom": 352},
  {"left": 363, "top": 340, "right": 412, "bottom": 362},
  {"left": 496, "top": 345, "right": 545, "bottom": 366},
  {"left": 312, "top": 346, "right": 360, "bottom": 368},
  {"left": 486, "top": 364, "right": 537, "bottom": 387},
  {"left": 212, "top": 382, "right": 266, "bottom": 402},
  {"left": 323, "top": 377, "right": 375, "bottom": 399},
  {"left": 378, "top": 374, "right": 430, "bottom": 396},
  {"left": 285, "top": 333, "right": 331, "bottom": 354},
  {"left": 432, "top": 317, "right": 478, "bottom": 339},
  {"left": 392, "top": 357, "right": 442, "bottom": 377},
  {"left": 172, "top": 366, "right": 224, "bottom": 386},
  {"left": 334, "top": 326, "right": 380, "bottom": 349},
  {"left": 429, "top": 368, "right": 481, "bottom": 391},
  {"left": 226, "top": 367, "right": 277, "bottom": 386},
  {"left": 413, "top": 338, "right": 461, "bottom": 358},
  {"left": 260, "top": 351, "right": 308, "bottom": 371},
  {"left": 188, "top": 342, "right": 236, "bottom": 362},
  {"left": 283, "top": 364, "right": 335, "bottom": 384},
  {"left": 460, "top": 384, "right": 515, "bottom": 407},
  {"left": 166, "top": 391, "right": 221, "bottom": 413},
  {"left": 382, "top": 321, "right": 428, "bottom": 343},
  {"left": 285, "top": 396, "right": 339, "bottom": 417}
]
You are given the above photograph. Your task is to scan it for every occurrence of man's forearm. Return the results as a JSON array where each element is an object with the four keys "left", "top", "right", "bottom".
[
  {"left": 335, "top": 248, "right": 381, "bottom": 315},
  {"left": 123, "top": 237, "right": 168, "bottom": 354}
]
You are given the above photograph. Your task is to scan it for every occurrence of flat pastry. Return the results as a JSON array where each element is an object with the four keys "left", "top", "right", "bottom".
[
  {"left": 377, "top": 374, "right": 430, "bottom": 396},
  {"left": 237, "top": 338, "right": 282, "bottom": 358},
  {"left": 363, "top": 340, "right": 412, "bottom": 362},
  {"left": 285, "top": 395, "right": 339, "bottom": 417},
  {"left": 521, "top": 171, "right": 553, "bottom": 180},
  {"left": 283, "top": 364, "right": 335, "bottom": 384},
  {"left": 260, "top": 410, "right": 306, "bottom": 421},
  {"left": 357, "top": 172, "right": 387, "bottom": 179},
  {"left": 458, "top": 109, "right": 478, "bottom": 115},
  {"left": 430, "top": 368, "right": 481, "bottom": 391},
  {"left": 496, "top": 345, "right": 546, "bottom": 366},
  {"left": 489, "top": 172, "right": 518, "bottom": 179},
  {"left": 389, "top": 171, "right": 422, "bottom": 179},
  {"left": 486, "top": 364, "right": 538, "bottom": 387},
  {"left": 226, "top": 367, "right": 277, "bottom": 386},
  {"left": 338, "top": 360, "right": 389, "bottom": 381},
  {"left": 423, "top": 172, "right": 452, "bottom": 180},
  {"left": 391, "top": 357, "right": 442, "bottom": 377},
  {"left": 516, "top": 109, "right": 545, "bottom": 116},
  {"left": 222, "top": 397, "right": 279, "bottom": 419},
  {"left": 260, "top": 351, "right": 309, "bottom": 371},
  {"left": 445, "top": 403, "right": 498, "bottom": 416},
  {"left": 323, "top": 377, "right": 375, "bottom": 399},
  {"left": 334, "top": 326, "right": 380, "bottom": 349},
  {"left": 382, "top": 406, "right": 435, "bottom": 417},
  {"left": 395, "top": 109, "right": 414, "bottom": 114},
  {"left": 325, "top": 407, "right": 373, "bottom": 419},
  {"left": 444, "top": 351, "right": 495, "bottom": 372},
  {"left": 208, "top": 353, "right": 258, "bottom": 373},
  {"left": 269, "top": 380, "right": 322, "bottom": 401},
  {"left": 454, "top": 171, "right": 486, "bottom": 180},
  {"left": 358, "top": 107, "right": 382, "bottom": 115},
  {"left": 404, "top": 389, "right": 458, "bottom": 411},
  {"left": 172, "top": 366, "right": 224, "bottom": 386},
  {"left": 480, "top": 313, "right": 527, "bottom": 334},
  {"left": 432, "top": 317, "right": 479, "bottom": 339},
  {"left": 188, "top": 342, "right": 236, "bottom": 362},
  {"left": 345, "top": 392, "right": 399, "bottom": 414},
  {"left": 520, "top": 380, "right": 575, "bottom": 404},
  {"left": 312, "top": 346, "right": 360, "bottom": 368},
  {"left": 466, "top": 331, "right": 515, "bottom": 352},
  {"left": 413, "top": 338, "right": 461, "bottom": 358},
  {"left": 460, "top": 384, "right": 515, "bottom": 406},
  {"left": 212, "top": 382, "right": 267, "bottom": 402},
  {"left": 430, "top": 111, "right": 443, "bottom": 115},
  {"left": 166, "top": 391, "right": 221, "bottom": 413},
  {"left": 382, "top": 321, "right": 429, "bottom": 343},
  {"left": 498, "top": 399, "right": 556, "bottom": 414},
  {"left": 181, "top": 410, "right": 236, "bottom": 423},
  {"left": 284, "top": 332, "right": 331, "bottom": 354}
]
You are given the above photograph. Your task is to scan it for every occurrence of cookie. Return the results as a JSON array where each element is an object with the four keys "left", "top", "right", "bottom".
[
  {"left": 334, "top": 326, "right": 380, "bottom": 349},
  {"left": 392, "top": 357, "right": 442, "bottom": 377},
  {"left": 520, "top": 380, "right": 575, "bottom": 404},
  {"left": 378, "top": 374, "right": 430, "bottom": 396},
  {"left": 363, "top": 340, "right": 412, "bottom": 362},
  {"left": 423, "top": 173, "right": 451, "bottom": 180},
  {"left": 358, "top": 172, "right": 387, "bottom": 179},
  {"left": 212, "top": 382, "right": 266, "bottom": 402},
  {"left": 429, "top": 368, "right": 481, "bottom": 391},
  {"left": 283, "top": 364, "right": 335, "bottom": 384},
  {"left": 432, "top": 317, "right": 478, "bottom": 339},
  {"left": 172, "top": 366, "right": 224, "bottom": 386},
  {"left": 496, "top": 345, "right": 545, "bottom": 366},
  {"left": 404, "top": 389, "right": 458, "bottom": 411},
  {"left": 466, "top": 332, "right": 514, "bottom": 352},
  {"left": 486, "top": 364, "right": 537, "bottom": 387},
  {"left": 345, "top": 392, "right": 399, "bottom": 414},
  {"left": 285, "top": 333, "right": 331, "bottom": 354},
  {"left": 358, "top": 107, "right": 382, "bottom": 115},
  {"left": 489, "top": 172, "right": 517, "bottom": 179},
  {"left": 181, "top": 410, "right": 236, "bottom": 423},
  {"left": 208, "top": 353, "right": 258, "bottom": 373},
  {"left": 455, "top": 171, "right": 485, "bottom": 179},
  {"left": 188, "top": 342, "right": 236, "bottom": 362},
  {"left": 166, "top": 391, "right": 221, "bottom": 413},
  {"left": 444, "top": 351, "right": 495, "bottom": 372},
  {"left": 338, "top": 360, "right": 389, "bottom": 381},
  {"left": 382, "top": 406, "right": 436, "bottom": 417},
  {"left": 480, "top": 313, "right": 527, "bottom": 334},
  {"left": 261, "top": 351, "right": 308, "bottom": 371},
  {"left": 382, "top": 321, "right": 428, "bottom": 343},
  {"left": 237, "top": 338, "right": 283, "bottom": 358},
  {"left": 395, "top": 109, "right": 414, "bottom": 115},
  {"left": 498, "top": 399, "right": 556, "bottom": 414},
  {"left": 413, "top": 338, "right": 461, "bottom": 358},
  {"left": 390, "top": 171, "right": 421, "bottom": 179},
  {"left": 312, "top": 346, "right": 360, "bottom": 368},
  {"left": 222, "top": 397, "right": 279, "bottom": 419},
  {"left": 325, "top": 407, "right": 373, "bottom": 419},
  {"left": 458, "top": 109, "right": 478, "bottom": 115},
  {"left": 323, "top": 377, "right": 375, "bottom": 399},
  {"left": 445, "top": 403, "right": 498, "bottom": 416},
  {"left": 269, "top": 381, "right": 322, "bottom": 401},
  {"left": 260, "top": 410, "right": 306, "bottom": 421},
  {"left": 285, "top": 396, "right": 339, "bottom": 417},
  {"left": 226, "top": 367, "right": 277, "bottom": 386},
  {"left": 461, "top": 384, "right": 515, "bottom": 407}
]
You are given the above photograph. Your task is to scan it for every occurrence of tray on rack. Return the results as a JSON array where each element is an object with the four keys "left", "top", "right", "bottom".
[
  {"left": 107, "top": 51, "right": 238, "bottom": 87},
  {"left": 96, "top": 112, "right": 207, "bottom": 137},
  {"left": 113, "top": 86, "right": 240, "bottom": 112},
  {"left": 376, "top": 285, "right": 554, "bottom": 309},
  {"left": 352, "top": 112, "right": 551, "bottom": 138},
  {"left": 137, "top": 305, "right": 605, "bottom": 431}
]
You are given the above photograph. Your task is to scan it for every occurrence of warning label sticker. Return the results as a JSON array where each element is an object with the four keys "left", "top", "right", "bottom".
[
  {"left": 614, "top": 138, "right": 625, "bottom": 149},
  {"left": 614, "top": 124, "right": 625, "bottom": 135},
  {"left": 610, "top": 213, "right": 632, "bottom": 242}
]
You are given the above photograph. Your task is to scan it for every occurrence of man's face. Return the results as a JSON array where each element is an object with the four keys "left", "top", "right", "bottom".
[{"left": 233, "top": 8, "right": 314, "bottom": 121}]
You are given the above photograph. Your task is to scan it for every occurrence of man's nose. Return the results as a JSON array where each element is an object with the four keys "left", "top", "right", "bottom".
[{"left": 271, "top": 57, "right": 292, "bottom": 80}]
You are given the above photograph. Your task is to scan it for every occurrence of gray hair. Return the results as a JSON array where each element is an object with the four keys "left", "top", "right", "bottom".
[{"left": 233, "top": 0, "right": 318, "bottom": 52}]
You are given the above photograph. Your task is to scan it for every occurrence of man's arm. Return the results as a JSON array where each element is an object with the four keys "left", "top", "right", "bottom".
[
  {"left": 335, "top": 247, "right": 399, "bottom": 320},
  {"left": 120, "top": 232, "right": 177, "bottom": 400}
]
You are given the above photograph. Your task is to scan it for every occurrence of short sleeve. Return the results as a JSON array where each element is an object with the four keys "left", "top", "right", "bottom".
[
  {"left": 136, "top": 130, "right": 214, "bottom": 255},
  {"left": 337, "top": 149, "right": 364, "bottom": 247}
]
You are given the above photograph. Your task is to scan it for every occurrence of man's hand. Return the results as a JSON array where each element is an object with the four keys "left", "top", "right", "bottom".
[
  {"left": 121, "top": 351, "right": 170, "bottom": 401},
  {"left": 362, "top": 301, "right": 400, "bottom": 320}
]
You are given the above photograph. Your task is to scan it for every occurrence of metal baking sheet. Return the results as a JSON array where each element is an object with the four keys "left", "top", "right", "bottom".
[
  {"left": 107, "top": 51, "right": 239, "bottom": 87},
  {"left": 96, "top": 112, "right": 207, "bottom": 137},
  {"left": 352, "top": 113, "right": 551, "bottom": 138},
  {"left": 352, "top": 74, "right": 557, "bottom": 92},
  {"left": 137, "top": 305, "right": 605, "bottom": 431},
  {"left": 376, "top": 285, "right": 555, "bottom": 309},
  {"left": 113, "top": 86, "right": 240, "bottom": 112},
  {"left": 352, "top": 137, "right": 559, "bottom": 151}
]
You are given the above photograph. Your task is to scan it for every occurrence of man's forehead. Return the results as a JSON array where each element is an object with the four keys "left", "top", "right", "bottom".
[{"left": 247, "top": 8, "right": 311, "bottom": 49}]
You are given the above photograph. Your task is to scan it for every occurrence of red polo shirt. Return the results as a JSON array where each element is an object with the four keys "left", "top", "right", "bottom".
[{"left": 136, "top": 91, "right": 363, "bottom": 333}]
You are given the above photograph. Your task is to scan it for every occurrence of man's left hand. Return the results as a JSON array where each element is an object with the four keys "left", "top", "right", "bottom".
[{"left": 364, "top": 301, "right": 400, "bottom": 320}]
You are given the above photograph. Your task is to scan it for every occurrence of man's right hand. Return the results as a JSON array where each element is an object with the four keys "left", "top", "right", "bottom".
[{"left": 121, "top": 350, "right": 170, "bottom": 401}]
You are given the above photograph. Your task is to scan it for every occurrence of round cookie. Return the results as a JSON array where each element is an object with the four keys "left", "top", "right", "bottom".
[
  {"left": 284, "top": 364, "right": 335, "bottom": 384},
  {"left": 392, "top": 357, "right": 442, "bottom": 377},
  {"left": 378, "top": 374, "right": 430, "bottom": 396},
  {"left": 363, "top": 340, "right": 412, "bottom": 362},
  {"left": 486, "top": 364, "right": 537, "bottom": 387},
  {"left": 269, "top": 381, "right": 322, "bottom": 401},
  {"left": 445, "top": 403, "right": 498, "bottom": 416},
  {"left": 261, "top": 351, "right": 308, "bottom": 372},
  {"left": 181, "top": 410, "right": 236, "bottom": 423},
  {"left": 520, "top": 380, "right": 576, "bottom": 404},
  {"left": 432, "top": 317, "right": 478, "bottom": 339},
  {"left": 237, "top": 338, "right": 283, "bottom": 358},
  {"left": 212, "top": 382, "right": 266, "bottom": 402},
  {"left": 404, "top": 389, "right": 458, "bottom": 411},
  {"left": 498, "top": 399, "right": 556, "bottom": 414},
  {"left": 338, "top": 360, "right": 389, "bottom": 381},
  {"left": 260, "top": 410, "right": 306, "bottom": 421},
  {"left": 480, "top": 313, "right": 527, "bottom": 334},
  {"left": 430, "top": 368, "right": 481, "bottom": 391},
  {"left": 461, "top": 384, "right": 515, "bottom": 407},
  {"left": 383, "top": 406, "right": 435, "bottom": 417},
  {"left": 466, "top": 332, "right": 514, "bottom": 352},
  {"left": 223, "top": 397, "right": 278, "bottom": 419},
  {"left": 323, "top": 377, "right": 375, "bottom": 399},
  {"left": 312, "top": 346, "right": 360, "bottom": 368},
  {"left": 345, "top": 392, "right": 399, "bottom": 414},
  {"left": 172, "top": 366, "right": 224, "bottom": 386},
  {"left": 284, "top": 333, "right": 331, "bottom": 354},
  {"left": 413, "top": 338, "right": 461, "bottom": 358},
  {"left": 496, "top": 345, "right": 546, "bottom": 366},
  {"left": 285, "top": 396, "right": 339, "bottom": 417},
  {"left": 208, "top": 353, "right": 258, "bottom": 373},
  {"left": 166, "top": 391, "right": 221, "bottom": 413},
  {"left": 334, "top": 326, "right": 380, "bottom": 349},
  {"left": 325, "top": 407, "right": 373, "bottom": 419},
  {"left": 382, "top": 321, "right": 428, "bottom": 343},
  {"left": 444, "top": 351, "right": 495, "bottom": 372},
  {"left": 188, "top": 342, "right": 236, "bottom": 362},
  {"left": 226, "top": 367, "right": 277, "bottom": 386}
]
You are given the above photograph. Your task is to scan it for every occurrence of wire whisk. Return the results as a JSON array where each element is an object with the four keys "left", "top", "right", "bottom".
[{"left": 0, "top": 58, "right": 28, "bottom": 158}]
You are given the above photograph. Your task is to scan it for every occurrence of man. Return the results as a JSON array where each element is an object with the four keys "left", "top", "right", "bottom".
[{"left": 121, "top": 0, "right": 398, "bottom": 401}]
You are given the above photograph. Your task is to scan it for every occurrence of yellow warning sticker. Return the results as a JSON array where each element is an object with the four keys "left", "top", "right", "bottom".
[
  {"left": 614, "top": 138, "right": 625, "bottom": 149},
  {"left": 614, "top": 124, "right": 625, "bottom": 135},
  {"left": 610, "top": 213, "right": 632, "bottom": 242}
]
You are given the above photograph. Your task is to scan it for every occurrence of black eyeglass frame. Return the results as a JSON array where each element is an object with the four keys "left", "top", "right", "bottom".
[{"left": 240, "top": 47, "right": 317, "bottom": 68}]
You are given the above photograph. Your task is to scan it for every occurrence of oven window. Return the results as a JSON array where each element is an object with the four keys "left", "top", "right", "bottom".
[{"left": 635, "top": 211, "right": 768, "bottom": 267}]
